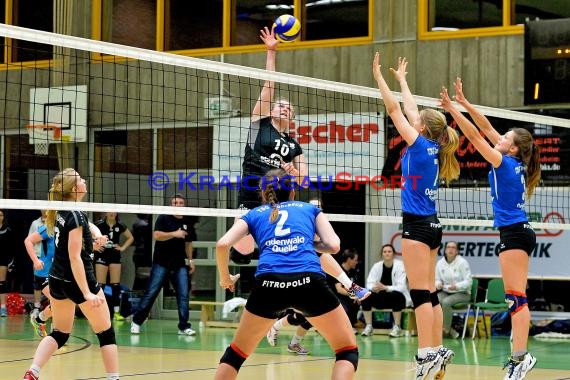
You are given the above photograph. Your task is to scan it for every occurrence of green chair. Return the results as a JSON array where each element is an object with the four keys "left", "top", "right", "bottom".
[
  {"left": 471, "top": 278, "right": 508, "bottom": 339},
  {"left": 450, "top": 278, "right": 479, "bottom": 339}
]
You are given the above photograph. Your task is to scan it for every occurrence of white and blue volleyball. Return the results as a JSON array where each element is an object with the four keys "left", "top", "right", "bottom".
[{"left": 272, "top": 14, "right": 301, "bottom": 43}]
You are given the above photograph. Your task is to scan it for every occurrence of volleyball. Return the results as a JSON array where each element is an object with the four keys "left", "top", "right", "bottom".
[{"left": 272, "top": 14, "right": 301, "bottom": 43}]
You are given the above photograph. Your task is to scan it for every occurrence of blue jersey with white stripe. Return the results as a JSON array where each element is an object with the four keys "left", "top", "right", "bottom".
[
  {"left": 488, "top": 155, "right": 528, "bottom": 227},
  {"left": 241, "top": 201, "right": 324, "bottom": 277},
  {"left": 401, "top": 135, "right": 440, "bottom": 216},
  {"left": 34, "top": 225, "right": 55, "bottom": 278}
]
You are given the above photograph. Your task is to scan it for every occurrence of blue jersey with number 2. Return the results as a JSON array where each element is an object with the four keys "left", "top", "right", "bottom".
[{"left": 241, "top": 201, "right": 324, "bottom": 277}]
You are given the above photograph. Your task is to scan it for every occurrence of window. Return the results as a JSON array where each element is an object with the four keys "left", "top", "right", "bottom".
[
  {"left": 164, "top": 0, "right": 223, "bottom": 50},
  {"left": 304, "top": 0, "right": 369, "bottom": 40},
  {"left": 95, "top": 0, "right": 371, "bottom": 54},
  {"left": 421, "top": 0, "right": 570, "bottom": 39},
  {"left": 11, "top": 0, "right": 53, "bottom": 62},
  {"left": 233, "top": 0, "right": 295, "bottom": 46},
  {"left": 101, "top": 0, "right": 157, "bottom": 50},
  {"left": 0, "top": 0, "right": 5, "bottom": 63}
]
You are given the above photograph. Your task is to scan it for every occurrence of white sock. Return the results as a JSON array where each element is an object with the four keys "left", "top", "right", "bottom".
[
  {"left": 291, "top": 335, "right": 304, "bottom": 345},
  {"left": 273, "top": 318, "right": 284, "bottom": 331},
  {"left": 336, "top": 272, "right": 353, "bottom": 290},
  {"left": 114, "top": 306, "right": 120, "bottom": 313},
  {"left": 107, "top": 373, "right": 120, "bottom": 380},
  {"left": 417, "top": 347, "right": 432, "bottom": 359},
  {"left": 30, "top": 364, "right": 41, "bottom": 377},
  {"left": 1, "top": 304, "right": 5, "bottom": 308},
  {"left": 34, "top": 302, "right": 41, "bottom": 309}
]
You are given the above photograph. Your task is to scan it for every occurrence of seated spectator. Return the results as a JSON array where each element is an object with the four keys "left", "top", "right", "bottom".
[
  {"left": 326, "top": 248, "right": 362, "bottom": 332},
  {"left": 361, "top": 244, "right": 411, "bottom": 337},
  {"left": 436, "top": 241, "right": 473, "bottom": 339}
]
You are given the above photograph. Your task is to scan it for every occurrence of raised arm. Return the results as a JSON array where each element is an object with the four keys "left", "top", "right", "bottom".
[
  {"left": 390, "top": 57, "right": 420, "bottom": 126},
  {"left": 453, "top": 78, "right": 501, "bottom": 145},
  {"left": 440, "top": 86, "right": 502, "bottom": 168},
  {"left": 373, "top": 52, "right": 419, "bottom": 146},
  {"left": 251, "top": 27, "right": 279, "bottom": 122}
]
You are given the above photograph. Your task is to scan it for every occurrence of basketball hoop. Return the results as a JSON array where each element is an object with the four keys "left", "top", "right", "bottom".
[{"left": 25, "top": 124, "right": 62, "bottom": 156}]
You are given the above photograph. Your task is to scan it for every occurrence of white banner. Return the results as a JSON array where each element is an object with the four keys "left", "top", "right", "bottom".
[
  {"left": 381, "top": 188, "right": 570, "bottom": 279},
  {"left": 212, "top": 112, "right": 385, "bottom": 182}
]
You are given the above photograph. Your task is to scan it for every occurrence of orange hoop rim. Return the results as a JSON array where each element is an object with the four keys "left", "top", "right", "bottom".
[{"left": 25, "top": 124, "right": 62, "bottom": 139}]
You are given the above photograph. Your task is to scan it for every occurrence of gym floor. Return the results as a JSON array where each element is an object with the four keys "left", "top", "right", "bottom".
[{"left": 1, "top": 315, "right": 569, "bottom": 379}]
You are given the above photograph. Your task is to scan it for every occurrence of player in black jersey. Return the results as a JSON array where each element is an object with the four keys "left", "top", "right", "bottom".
[
  {"left": 23, "top": 168, "right": 119, "bottom": 380},
  {"left": 231, "top": 26, "right": 308, "bottom": 260},
  {"left": 94, "top": 212, "right": 134, "bottom": 321}
]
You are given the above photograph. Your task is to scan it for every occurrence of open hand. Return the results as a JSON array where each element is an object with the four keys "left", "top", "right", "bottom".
[
  {"left": 453, "top": 77, "right": 466, "bottom": 104},
  {"left": 390, "top": 57, "right": 408, "bottom": 82},
  {"left": 260, "top": 26, "right": 278, "bottom": 50}
]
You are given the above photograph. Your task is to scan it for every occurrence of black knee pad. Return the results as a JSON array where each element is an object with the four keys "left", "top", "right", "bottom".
[
  {"left": 410, "top": 289, "right": 431, "bottom": 309},
  {"left": 287, "top": 312, "right": 307, "bottom": 326},
  {"left": 220, "top": 343, "right": 248, "bottom": 371},
  {"left": 336, "top": 347, "right": 359, "bottom": 371},
  {"left": 0, "top": 281, "right": 6, "bottom": 294},
  {"left": 430, "top": 292, "right": 440, "bottom": 307},
  {"left": 229, "top": 247, "right": 251, "bottom": 265},
  {"left": 96, "top": 327, "right": 116, "bottom": 347},
  {"left": 300, "top": 320, "right": 313, "bottom": 331},
  {"left": 49, "top": 330, "right": 70, "bottom": 349}
]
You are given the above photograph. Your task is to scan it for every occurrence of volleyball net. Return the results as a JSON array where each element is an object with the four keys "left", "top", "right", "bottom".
[{"left": 0, "top": 23, "right": 569, "bottom": 237}]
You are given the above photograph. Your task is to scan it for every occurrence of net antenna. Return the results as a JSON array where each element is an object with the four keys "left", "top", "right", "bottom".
[{"left": 25, "top": 123, "right": 62, "bottom": 156}]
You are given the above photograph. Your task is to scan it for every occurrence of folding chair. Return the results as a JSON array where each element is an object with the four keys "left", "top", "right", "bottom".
[
  {"left": 450, "top": 278, "right": 479, "bottom": 339},
  {"left": 472, "top": 278, "right": 508, "bottom": 339}
]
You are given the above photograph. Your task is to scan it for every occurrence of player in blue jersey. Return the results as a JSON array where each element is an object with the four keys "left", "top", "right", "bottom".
[
  {"left": 373, "top": 53, "right": 460, "bottom": 380},
  {"left": 22, "top": 169, "right": 119, "bottom": 380},
  {"left": 24, "top": 224, "right": 56, "bottom": 338},
  {"left": 215, "top": 169, "right": 358, "bottom": 380},
  {"left": 441, "top": 79, "right": 541, "bottom": 380}
]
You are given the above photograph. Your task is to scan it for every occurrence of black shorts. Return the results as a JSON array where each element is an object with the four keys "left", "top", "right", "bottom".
[
  {"left": 402, "top": 213, "right": 442, "bottom": 250},
  {"left": 498, "top": 222, "right": 536, "bottom": 256},
  {"left": 49, "top": 274, "right": 101, "bottom": 305},
  {"left": 94, "top": 248, "right": 121, "bottom": 266},
  {"left": 33, "top": 276, "right": 49, "bottom": 291},
  {"left": 245, "top": 272, "right": 340, "bottom": 319},
  {"left": 0, "top": 253, "right": 13, "bottom": 266}
]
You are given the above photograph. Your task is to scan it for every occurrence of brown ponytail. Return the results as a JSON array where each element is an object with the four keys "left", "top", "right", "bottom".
[
  {"left": 420, "top": 109, "right": 460, "bottom": 184},
  {"left": 438, "top": 126, "right": 460, "bottom": 183},
  {"left": 511, "top": 128, "right": 541, "bottom": 199},
  {"left": 260, "top": 169, "right": 295, "bottom": 223}
]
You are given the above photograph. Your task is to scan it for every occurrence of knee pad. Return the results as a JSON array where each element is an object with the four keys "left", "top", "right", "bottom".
[
  {"left": 335, "top": 346, "right": 359, "bottom": 371},
  {"left": 96, "top": 327, "right": 117, "bottom": 347},
  {"left": 229, "top": 247, "right": 251, "bottom": 265},
  {"left": 300, "top": 320, "right": 313, "bottom": 331},
  {"left": 287, "top": 312, "right": 307, "bottom": 327},
  {"left": 0, "top": 281, "right": 6, "bottom": 294},
  {"left": 505, "top": 291, "right": 527, "bottom": 316},
  {"left": 49, "top": 330, "right": 70, "bottom": 349},
  {"left": 430, "top": 292, "right": 440, "bottom": 307},
  {"left": 111, "top": 283, "right": 122, "bottom": 302},
  {"left": 220, "top": 343, "right": 248, "bottom": 371},
  {"left": 410, "top": 289, "right": 431, "bottom": 309}
]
